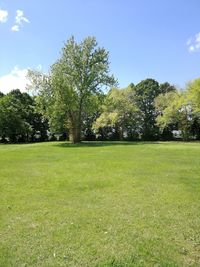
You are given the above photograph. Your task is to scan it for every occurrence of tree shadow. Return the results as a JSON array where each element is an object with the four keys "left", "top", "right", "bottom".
[{"left": 54, "top": 141, "right": 160, "bottom": 148}]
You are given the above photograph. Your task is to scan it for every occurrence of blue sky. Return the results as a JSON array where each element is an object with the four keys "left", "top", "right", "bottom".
[{"left": 0, "top": 0, "right": 200, "bottom": 93}]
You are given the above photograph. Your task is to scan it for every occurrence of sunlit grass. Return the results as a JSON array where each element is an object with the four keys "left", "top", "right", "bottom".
[{"left": 1, "top": 141, "right": 200, "bottom": 266}]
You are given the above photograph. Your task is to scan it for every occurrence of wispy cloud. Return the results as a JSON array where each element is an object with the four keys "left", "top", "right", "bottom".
[
  {"left": 11, "top": 9, "right": 30, "bottom": 32},
  {"left": 187, "top": 32, "right": 200, "bottom": 53},
  {"left": 0, "top": 9, "right": 8, "bottom": 23},
  {"left": 0, "top": 66, "right": 29, "bottom": 94}
]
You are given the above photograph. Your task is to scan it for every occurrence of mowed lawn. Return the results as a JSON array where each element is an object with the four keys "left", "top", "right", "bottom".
[{"left": 0, "top": 142, "right": 200, "bottom": 267}]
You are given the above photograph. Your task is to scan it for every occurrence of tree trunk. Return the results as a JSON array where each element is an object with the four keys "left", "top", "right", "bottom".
[
  {"left": 69, "top": 126, "right": 81, "bottom": 143},
  {"left": 182, "top": 128, "right": 189, "bottom": 141},
  {"left": 118, "top": 127, "right": 123, "bottom": 141},
  {"left": 68, "top": 110, "right": 82, "bottom": 143}
]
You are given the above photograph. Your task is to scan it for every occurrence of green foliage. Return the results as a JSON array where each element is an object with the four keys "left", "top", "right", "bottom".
[
  {"left": 133, "top": 79, "right": 161, "bottom": 140},
  {"left": 93, "top": 87, "right": 138, "bottom": 140},
  {"left": 25, "top": 36, "right": 199, "bottom": 142},
  {"left": 0, "top": 89, "right": 49, "bottom": 142},
  {"left": 27, "top": 36, "right": 116, "bottom": 143},
  {"left": 2, "top": 33, "right": 200, "bottom": 142},
  {"left": 188, "top": 77, "right": 200, "bottom": 112},
  {"left": 159, "top": 82, "right": 176, "bottom": 94},
  {"left": 155, "top": 91, "right": 193, "bottom": 141},
  {"left": 185, "top": 78, "right": 200, "bottom": 139},
  {"left": 0, "top": 92, "right": 4, "bottom": 98},
  {"left": 0, "top": 90, "right": 32, "bottom": 142}
]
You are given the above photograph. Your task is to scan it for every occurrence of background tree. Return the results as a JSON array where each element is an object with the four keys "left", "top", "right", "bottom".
[
  {"left": 155, "top": 91, "right": 193, "bottom": 141},
  {"left": 81, "top": 94, "right": 105, "bottom": 141},
  {"left": 187, "top": 78, "right": 200, "bottom": 139},
  {"left": 159, "top": 82, "right": 176, "bottom": 94},
  {"left": 131, "top": 79, "right": 176, "bottom": 140},
  {"left": 0, "top": 91, "right": 32, "bottom": 142},
  {"left": 190, "top": 117, "right": 200, "bottom": 140},
  {"left": 93, "top": 86, "right": 138, "bottom": 140},
  {"left": 0, "top": 92, "right": 4, "bottom": 98},
  {"left": 0, "top": 89, "right": 49, "bottom": 143},
  {"left": 188, "top": 78, "right": 200, "bottom": 112},
  {"left": 133, "top": 79, "right": 161, "bottom": 140},
  {"left": 27, "top": 36, "right": 116, "bottom": 143}
]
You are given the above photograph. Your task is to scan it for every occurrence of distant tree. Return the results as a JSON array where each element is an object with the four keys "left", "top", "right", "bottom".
[
  {"left": 0, "top": 91, "right": 32, "bottom": 142},
  {"left": 81, "top": 94, "right": 105, "bottom": 140},
  {"left": 27, "top": 36, "right": 116, "bottom": 143},
  {"left": 187, "top": 78, "right": 200, "bottom": 139},
  {"left": 0, "top": 89, "right": 49, "bottom": 142},
  {"left": 93, "top": 86, "right": 138, "bottom": 140},
  {"left": 28, "top": 112, "right": 49, "bottom": 142},
  {"left": 133, "top": 79, "right": 161, "bottom": 140},
  {"left": 155, "top": 91, "right": 193, "bottom": 141},
  {"left": 188, "top": 78, "right": 200, "bottom": 112},
  {"left": 0, "top": 92, "right": 4, "bottom": 98},
  {"left": 159, "top": 82, "right": 176, "bottom": 94},
  {"left": 131, "top": 79, "right": 176, "bottom": 140},
  {"left": 191, "top": 116, "right": 200, "bottom": 140}
]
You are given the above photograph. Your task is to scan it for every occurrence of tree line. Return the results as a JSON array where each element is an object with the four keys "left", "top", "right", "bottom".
[
  {"left": 0, "top": 89, "right": 49, "bottom": 143},
  {"left": 1, "top": 36, "right": 200, "bottom": 143}
]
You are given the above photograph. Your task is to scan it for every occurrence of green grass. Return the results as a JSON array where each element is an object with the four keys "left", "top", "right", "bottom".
[{"left": 1, "top": 141, "right": 200, "bottom": 267}]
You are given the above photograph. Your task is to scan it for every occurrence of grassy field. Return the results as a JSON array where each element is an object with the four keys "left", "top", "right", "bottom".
[{"left": 0, "top": 141, "right": 200, "bottom": 267}]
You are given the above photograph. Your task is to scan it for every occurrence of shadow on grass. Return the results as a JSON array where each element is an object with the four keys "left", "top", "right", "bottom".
[
  {"left": 54, "top": 141, "right": 160, "bottom": 148},
  {"left": 0, "top": 140, "right": 159, "bottom": 148}
]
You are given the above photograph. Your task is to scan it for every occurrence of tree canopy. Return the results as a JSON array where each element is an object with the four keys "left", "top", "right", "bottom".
[
  {"left": 0, "top": 89, "right": 48, "bottom": 143},
  {"left": 93, "top": 86, "right": 138, "bottom": 140},
  {"left": 155, "top": 91, "right": 193, "bottom": 141}
]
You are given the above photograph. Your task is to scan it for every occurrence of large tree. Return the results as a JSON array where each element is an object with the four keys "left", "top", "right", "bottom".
[{"left": 27, "top": 36, "right": 116, "bottom": 143}]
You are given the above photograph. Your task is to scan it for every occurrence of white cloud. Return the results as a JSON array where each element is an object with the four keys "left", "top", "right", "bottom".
[
  {"left": 11, "top": 9, "right": 29, "bottom": 32},
  {"left": 15, "top": 9, "right": 29, "bottom": 24},
  {"left": 11, "top": 24, "right": 19, "bottom": 32},
  {"left": 0, "top": 66, "right": 29, "bottom": 94},
  {"left": 0, "top": 9, "right": 8, "bottom": 23},
  {"left": 187, "top": 32, "right": 200, "bottom": 53}
]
